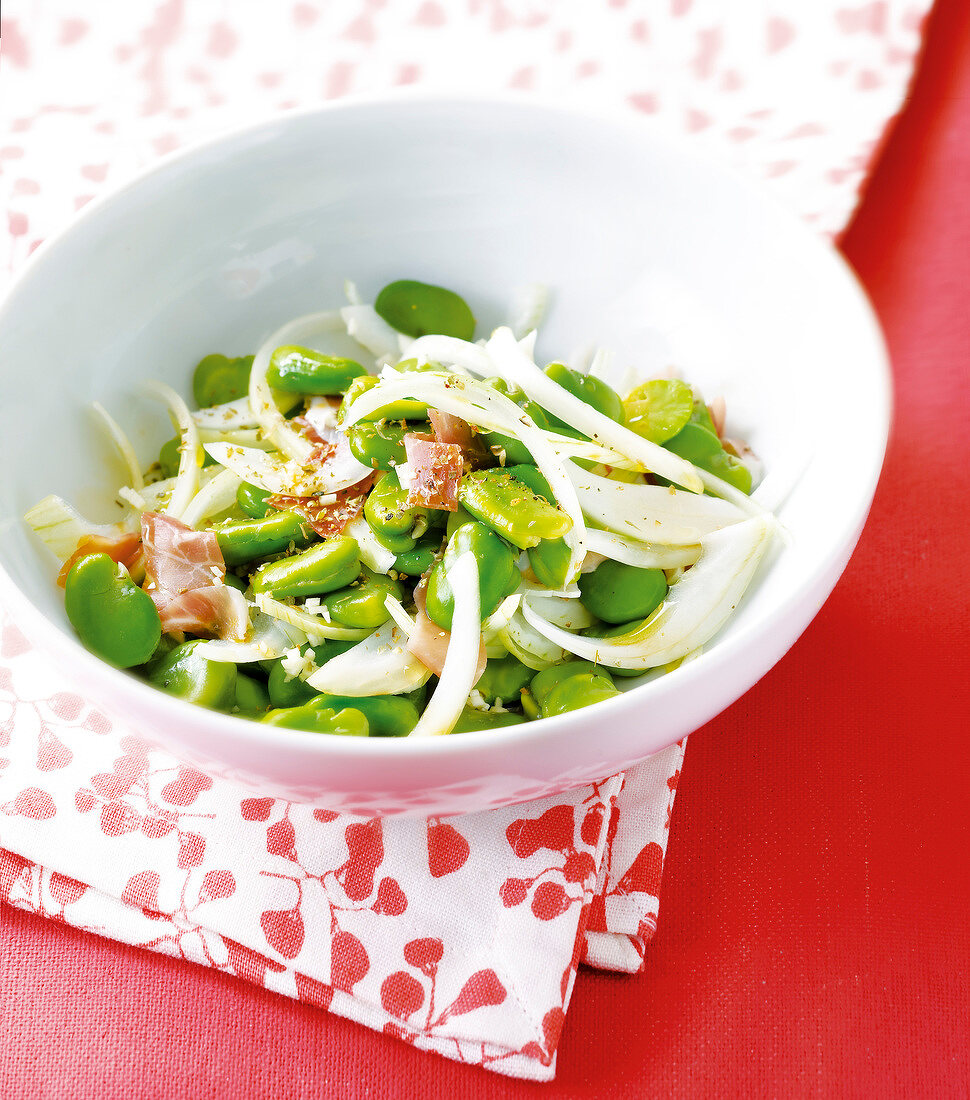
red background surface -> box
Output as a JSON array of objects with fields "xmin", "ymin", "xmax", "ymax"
[{"xmin": 2, "ymin": 1, "xmax": 969, "ymax": 1096}]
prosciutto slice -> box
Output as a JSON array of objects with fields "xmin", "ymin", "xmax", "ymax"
[
  {"xmin": 158, "ymin": 585, "xmax": 250, "ymax": 643},
  {"xmin": 268, "ymin": 473, "xmax": 374, "ymax": 539},
  {"xmin": 404, "ymin": 434, "xmax": 463, "ymax": 511},
  {"xmin": 141, "ymin": 512, "xmax": 246, "ymax": 641},
  {"xmin": 57, "ymin": 532, "xmax": 143, "ymax": 588},
  {"xmin": 142, "ymin": 513, "xmax": 225, "ymax": 599}
]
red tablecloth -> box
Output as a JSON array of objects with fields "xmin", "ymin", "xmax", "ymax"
[{"xmin": 3, "ymin": 1, "xmax": 969, "ymax": 1095}]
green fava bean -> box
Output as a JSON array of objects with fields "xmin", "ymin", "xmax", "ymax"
[
  {"xmin": 64, "ymin": 553, "xmax": 161, "ymax": 669},
  {"xmin": 459, "ymin": 469, "xmax": 571, "ymax": 550},
  {"xmin": 266, "ymin": 345, "xmax": 366, "ymax": 395},
  {"xmin": 425, "ymin": 520, "xmax": 519, "ymax": 631},
  {"xmin": 394, "ymin": 534, "xmax": 442, "ymax": 578},
  {"xmin": 475, "ymin": 656, "xmax": 534, "ymax": 705},
  {"xmin": 578, "ymin": 560, "xmax": 668, "ymax": 625},
  {"xmin": 251, "ymin": 536, "xmax": 360, "ymax": 599},
  {"xmin": 480, "ymin": 430, "xmax": 534, "ymax": 466},
  {"xmin": 375, "ymin": 279, "xmax": 475, "ymax": 340},
  {"xmin": 622, "ymin": 379, "xmax": 693, "ymax": 444},
  {"xmin": 159, "ymin": 435, "xmax": 217, "ymax": 480},
  {"xmin": 234, "ymin": 672, "xmax": 270, "ymax": 717},
  {"xmin": 364, "ymin": 470, "xmax": 429, "ymax": 552},
  {"xmin": 147, "ymin": 640, "xmax": 237, "ymax": 709},
  {"xmin": 236, "ymin": 481, "xmax": 274, "ymax": 519},
  {"xmin": 530, "ymin": 661, "xmax": 605, "ymax": 710},
  {"xmin": 313, "ymin": 693, "xmax": 420, "ymax": 738},
  {"xmin": 192, "ymin": 354, "xmax": 254, "ymax": 408},
  {"xmin": 318, "ymin": 567, "xmax": 404, "ymax": 629},
  {"xmin": 504, "ymin": 464, "xmax": 573, "ymax": 589},
  {"xmin": 346, "ymin": 421, "xmax": 411, "ymax": 471},
  {"xmin": 341, "ymin": 375, "xmax": 428, "ymax": 423},
  {"xmin": 545, "ymin": 361, "xmax": 625, "ymax": 424},
  {"xmin": 664, "ymin": 421, "xmax": 753, "ymax": 494},
  {"xmin": 261, "ymin": 704, "xmax": 369, "ymax": 737},
  {"xmin": 214, "ymin": 511, "xmax": 315, "ymax": 566},
  {"xmin": 451, "ymin": 706, "xmax": 527, "ymax": 733},
  {"xmin": 543, "ymin": 672, "xmax": 620, "ymax": 718},
  {"xmin": 266, "ymin": 639, "xmax": 358, "ymax": 708}
]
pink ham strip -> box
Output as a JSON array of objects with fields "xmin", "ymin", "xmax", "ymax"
[
  {"xmin": 404, "ymin": 435, "xmax": 463, "ymax": 511},
  {"xmin": 141, "ymin": 512, "xmax": 246, "ymax": 642},
  {"xmin": 407, "ymin": 584, "xmax": 486, "ymax": 683},
  {"xmin": 429, "ymin": 409, "xmax": 475, "ymax": 451},
  {"xmin": 158, "ymin": 585, "xmax": 250, "ymax": 643}
]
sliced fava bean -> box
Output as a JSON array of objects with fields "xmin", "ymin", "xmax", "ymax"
[
  {"xmin": 664, "ymin": 420, "xmax": 753, "ymax": 494},
  {"xmin": 237, "ymin": 481, "xmax": 275, "ymax": 519},
  {"xmin": 261, "ymin": 704, "xmax": 369, "ymax": 736},
  {"xmin": 313, "ymin": 693, "xmax": 420, "ymax": 738},
  {"xmin": 543, "ymin": 672, "xmax": 619, "ymax": 717},
  {"xmin": 266, "ymin": 345, "xmax": 366, "ymax": 395},
  {"xmin": 451, "ymin": 706, "xmax": 527, "ymax": 733},
  {"xmin": 475, "ymin": 655, "xmax": 534, "ymax": 705},
  {"xmin": 192, "ymin": 354, "xmax": 253, "ymax": 408},
  {"xmin": 147, "ymin": 639, "xmax": 237, "ymax": 709},
  {"xmin": 346, "ymin": 421, "xmax": 412, "ymax": 471},
  {"xmin": 251, "ymin": 536, "xmax": 360, "ymax": 599},
  {"xmin": 266, "ymin": 639, "xmax": 358, "ymax": 708},
  {"xmin": 214, "ymin": 511, "xmax": 315, "ymax": 566},
  {"xmin": 425, "ymin": 520, "xmax": 519, "ymax": 631},
  {"xmin": 393, "ymin": 534, "xmax": 442, "ymax": 578},
  {"xmin": 364, "ymin": 470, "xmax": 430, "ymax": 552},
  {"xmin": 159, "ymin": 435, "xmax": 217, "ymax": 480},
  {"xmin": 234, "ymin": 672, "xmax": 270, "ymax": 717},
  {"xmin": 374, "ymin": 279, "xmax": 475, "ymax": 341},
  {"xmin": 504, "ymin": 464, "xmax": 573, "ymax": 588},
  {"xmin": 545, "ymin": 361, "xmax": 625, "ymax": 424},
  {"xmin": 530, "ymin": 661, "xmax": 605, "ymax": 710},
  {"xmin": 64, "ymin": 553, "xmax": 161, "ymax": 668},
  {"xmin": 459, "ymin": 469, "xmax": 571, "ymax": 550},
  {"xmin": 578, "ymin": 560, "xmax": 668, "ymax": 625},
  {"xmin": 340, "ymin": 375, "xmax": 428, "ymax": 423},
  {"xmin": 318, "ymin": 567, "xmax": 404, "ymax": 630},
  {"xmin": 622, "ymin": 379, "xmax": 694, "ymax": 444}
]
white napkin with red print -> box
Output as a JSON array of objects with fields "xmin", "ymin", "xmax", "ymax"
[{"xmin": 0, "ymin": 0, "xmax": 930, "ymax": 1081}]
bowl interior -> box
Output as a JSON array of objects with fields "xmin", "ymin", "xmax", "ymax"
[{"xmin": 0, "ymin": 98, "xmax": 889, "ymax": 810}]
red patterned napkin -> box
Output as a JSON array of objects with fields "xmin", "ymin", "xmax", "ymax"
[
  {"xmin": 0, "ymin": 611, "xmax": 681, "ymax": 1078},
  {"xmin": 0, "ymin": 0, "xmax": 929, "ymax": 1080}
]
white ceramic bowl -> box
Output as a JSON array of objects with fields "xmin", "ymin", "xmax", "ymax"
[{"xmin": 0, "ymin": 96, "xmax": 890, "ymax": 816}]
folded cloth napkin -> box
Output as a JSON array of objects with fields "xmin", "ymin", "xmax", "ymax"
[{"xmin": 0, "ymin": 0, "xmax": 930, "ymax": 1080}]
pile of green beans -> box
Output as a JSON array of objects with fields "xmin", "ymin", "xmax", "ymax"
[{"xmin": 49, "ymin": 276, "xmax": 757, "ymax": 739}]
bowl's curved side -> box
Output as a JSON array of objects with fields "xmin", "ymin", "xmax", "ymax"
[{"xmin": 0, "ymin": 97, "xmax": 890, "ymax": 815}]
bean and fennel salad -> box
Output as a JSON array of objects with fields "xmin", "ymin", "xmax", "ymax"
[{"xmin": 25, "ymin": 280, "xmax": 775, "ymax": 738}]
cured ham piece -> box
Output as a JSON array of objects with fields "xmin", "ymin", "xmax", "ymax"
[
  {"xmin": 158, "ymin": 584, "xmax": 250, "ymax": 643},
  {"xmin": 57, "ymin": 532, "xmax": 143, "ymax": 588},
  {"xmin": 141, "ymin": 513, "xmax": 225, "ymax": 600},
  {"xmin": 404, "ymin": 434, "xmax": 463, "ymax": 511},
  {"xmin": 268, "ymin": 474, "xmax": 374, "ymax": 539},
  {"xmin": 141, "ymin": 512, "xmax": 246, "ymax": 641},
  {"xmin": 429, "ymin": 409, "xmax": 475, "ymax": 451}
]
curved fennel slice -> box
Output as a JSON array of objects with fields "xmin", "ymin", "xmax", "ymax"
[
  {"xmin": 566, "ymin": 462, "xmax": 745, "ymax": 546},
  {"xmin": 306, "ymin": 619, "xmax": 430, "ymax": 696},
  {"xmin": 408, "ymin": 551, "xmax": 482, "ymax": 737},
  {"xmin": 522, "ymin": 515, "xmax": 775, "ymax": 670},
  {"xmin": 144, "ymin": 381, "xmax": 202, "ymax": 521}
]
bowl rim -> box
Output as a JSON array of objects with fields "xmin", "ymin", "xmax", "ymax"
[{"xmin": 0, "ymin": 91, "xmax": 892, "ymax": 763}]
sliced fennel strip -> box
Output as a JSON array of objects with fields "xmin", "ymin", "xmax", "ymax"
[
  {"xmin": 254, "ymin": 593, "xmax": 371, "ymax": 642},
  {"xmin": 144, "ymin": 381, "xmax": 201, "ymax": 520},
  {"xmin": 91, "ymin": 402, "xmax": 144, "ymax": 492},
  {"xmin": 521, "ymin": 515, "xmax": 774, "ymax": 670},
  {"xmin": 408, "ymin": 551, "xmax": 481, "ymax": 737}
]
